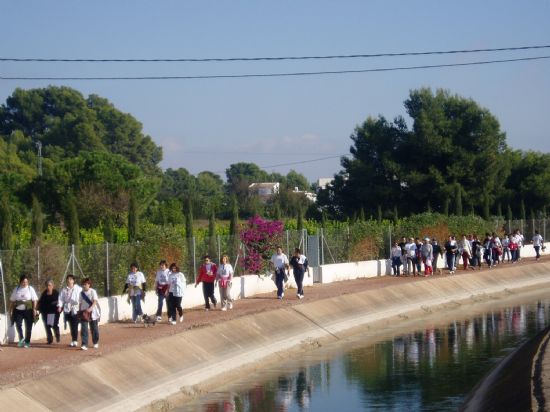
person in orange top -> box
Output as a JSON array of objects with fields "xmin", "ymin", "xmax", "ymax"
[{"xmin": 195, "ymin": 255, "xmax": 218, "ymax": 311}]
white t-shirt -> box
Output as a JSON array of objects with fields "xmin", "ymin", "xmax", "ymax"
[
  {"xmin": 405, "ymin": 242, "xmax": 416, "ymax": 258},
  {"xmin": 391, "ymin": 246, "xmax": 402, "ymax": 258},
  {"xmin": 155, "ymin": 268, "xmax": 170, "ymax": 286},
  {"xmin": 168, "ymin": 271, "xmax": 186, "ymax": 297},
  {"xmin": 217, "ymin": 263, "xmax": 234, "ymax": 280},
  {"xmin": 58, "ymin": 284, "xmax": 83, "ymax": 314},
  {"xmin": 10, "ymin": 285, "xmax": 38, "ymax": 310},
  {"xmin": 271, "ymin": 253, "xmax": 289, "ymax": 269},
  {"xmin": 126, "ymin": 271, "xmax": 146, "ymax": 296},
  {"xmin": 79, "ymin": 288, "xmax": 101, "ymax": 321},
  {"xmin": 533, "ymin": 234, "xmax": 544, "ymax": 247}
]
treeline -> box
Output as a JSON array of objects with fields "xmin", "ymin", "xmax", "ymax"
[
  {"xmin": 318, "ymin": 88, "xmax": 550, "ymax": 221},
  {"xmin": 0, "ymin": 86, "xmax": 313, "ymax": 249}
]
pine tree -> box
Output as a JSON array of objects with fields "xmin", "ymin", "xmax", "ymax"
[
  {"xmin": 31, "ymin": 195, "xmax": 43, "ymax": 246},
  {"xmin": 185, "ymin": 197, "xmax": 194, "ymax": 239},
  {"xmin": 0, "ymin": 194, "xmax": 13, "ymax": 251},
  {"xmin": 127, "ymin": 192, "xmax": 138, "ymax": 243},
  {"xmin": 67, "ymin": 196, "xmax": 80, "ymax": 247}
]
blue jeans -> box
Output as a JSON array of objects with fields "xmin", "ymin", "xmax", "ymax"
[
  {"xmin": 446, "ymin": 254, "xmax": 455, "ymax": 270},
  {"xmin": 156, "ymin": 290, "xmax": 167, "ymax": 317},
  {"xmin": 131, "ymin": 294, "xmax": 143, "ymax": 321},
  {"xmin": 275, "ymin": 269, "xmax": 285, "ymax": 297},
  {"xmin": 391, "ymin": 257, "xmax": 402, "ymax": 275},
  {"xmin": 81, "ymin": 319, "xmax": 99, "ymax": 346}
]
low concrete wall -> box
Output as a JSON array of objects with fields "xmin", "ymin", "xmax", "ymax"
[
  {"xmin": 1, "ymin": 271, "xmax": 314, "ymax": 344},
  {"xmin": 1, "ymin": 261, "xmax": 550, "ymax": 411}
]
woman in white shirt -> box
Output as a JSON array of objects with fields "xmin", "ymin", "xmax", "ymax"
[
  {"xmin": 57, "ymin": 274, "xmax": 82, "ymax": 347},
  {"xmin": 167, "ymin": 263, "xmax": 186, "ymax": 325},
  {"xmin": 124, "ymin": 262, "xmax": 146, "ymax": 323},
  {"xmin": 216, "ymin": 255, "xmax": 234, "ymax": 310},
  {"xmin": 79, "ymin": 277, "xmax": 100, "ymax": 350},
  {"xmin": 9, "ymin": 274, "xmax": 38, "ymax": 348}
]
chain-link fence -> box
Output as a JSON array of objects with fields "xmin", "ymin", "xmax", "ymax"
[{"xmin": 1, "ymin": 219, "xmax": 549, "ymax": 314}]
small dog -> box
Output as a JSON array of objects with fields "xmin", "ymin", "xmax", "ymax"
[{"xmin": 141, "ymin": 314, "xmax": 157, "ymax": 327}]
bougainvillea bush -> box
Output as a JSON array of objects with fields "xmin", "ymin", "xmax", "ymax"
[{"xmin": 240, "ymin": 215, "xmax": 283, "ymax": 274}]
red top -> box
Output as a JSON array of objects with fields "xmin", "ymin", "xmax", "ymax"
[{"xmin": 196, "ymin": 263, "xmax": 217, "ymax": 284}]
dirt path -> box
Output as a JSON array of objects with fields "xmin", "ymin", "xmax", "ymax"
[{"xmin": 0, "ymin": 256, "xmax": 546, "ymax": 387}]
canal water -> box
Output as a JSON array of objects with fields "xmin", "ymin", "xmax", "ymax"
[{"xmin": 178, "ymin": 293, "xmax": 550, "ymax": 411}]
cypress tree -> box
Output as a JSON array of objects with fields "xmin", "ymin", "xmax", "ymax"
[
  {"xmin": 185, "ymin": 197, "xmax": 194, "ymax": 238},
  {"xmin": 454, "ymin": 184, "xmax": 463, "ymax": 216},
  {"xmin": 426, "ymin": 201, "xmax": 432, "ymax": 213},
  {"xmin": 229, "ymin": 195, "xmax": 239, "ymax": 236},
  {"xmin": 393, "ymin": 205, "xmax": 399, "ymax": 221},
  {"xmin": 443, "ymin": 197, "xmax": 450, "ymax": 216},
  {"xmin": 208, "ymin": 210, "xmax": 217, "ymax": 258},
  {"xmin": 359, "ymin": 208, "xmax": 366, "ymax": 222},
  {"xmin": 31, "ymin": 195, "xmax": 43, "ymax": 246},
  {"xmin": 529, "ymin": 208, "xmax": 535, "ymax": 220},
  {"xmin": 482, "ymin": 194, "xmax": 490, "ymax": 220},
  {"xmin": 377, "ymin": 204, "xmax": 382, "ymax": 223},
  {"xmin": 506, "ymin": 204, "xmax": 513, "ymax": 221},
  {"xmin": 297, "ymin": 206, "xmax": 304, "ymax": 232},
  {"xmin": 496, "ymin": 203, "xmax": 503, "ymax": 218},
  {"xmin": 520, "ymin": 199, "xmax": 526, "ymax": 221},
  {"xmin": 127, "ymin": 192, "xmax": 138, "ymax": 243},
  {"xmin": 543, "ymin": 205, "xmax": 547, "ymax": 218},
  {"xmin": 321, "ymin": 210, "xmax": 328, "ymax": 228},
  {"xmin": 273, "ymin": 201, "xmax": 281, "ymax": 220},
  {"xmin": 0, "ymin": 194, "xmax": 13, "ymax": 251},
  {"xmin": 103, "ymin": 215, "xmax": 114, "ymax": 243},
  {"xmin": 67, "ymin": 196, "xmax": 80, "ymax": 247}
]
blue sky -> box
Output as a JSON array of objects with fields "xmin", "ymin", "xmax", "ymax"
[{"xmin": 1, "ymin": 1, "xmax": 549, "ymax": 182}]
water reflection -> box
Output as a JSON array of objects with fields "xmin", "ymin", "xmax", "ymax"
[{"xmin": 183, "ymin": 301, "xmax": 550, "ymax": 412}]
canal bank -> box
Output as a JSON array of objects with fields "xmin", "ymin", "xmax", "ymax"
[{"xmin": 2, "ymin": 261, "xmax": 550, "ymax": 411}]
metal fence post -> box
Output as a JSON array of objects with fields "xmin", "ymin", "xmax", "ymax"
[
  {"xmin": 217, "ymin": 235, "xmax": 221, "ymax": 263},
  {"xmin": 388, "ymin": 225, "xmax": 392, "ymax": 259},
  {"xmin": 320, "ymin": 228, "xmax": 324, "ymax": 265},
  {"xmin": 286, "ymin": 230, "xmax": 290, "ymax": 257},
  {"xmin": 105, "ymin": 242, "xmax": 110, "ymax": 297},
  {"xmin": 37, "ymin": 245, "xmax": 40, "ymax": 287}
]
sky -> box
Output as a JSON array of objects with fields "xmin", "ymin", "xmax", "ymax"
[{"xmin": 1, "ymin": 1, "xmax": 549, "ymax": 182}]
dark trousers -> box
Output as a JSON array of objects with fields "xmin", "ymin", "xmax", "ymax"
[
  {"xmin": 535, "ymin": 246, "xmax": 541, "ymax": 259},
  {"xmin": 167, "ymin": 293, "xmax": 183, "ymax": 320},
  {"xmin": 391, "ymin": 257, "xmax": 402, "ymax": 276},
  {"xmin": 41, "ymin": 312, "xmax": 60, "ymax": 344},
  {"xmin": 294, "ymin": 270, "xmax": 305, "ymax": 295},
  {"xmin": 202, "ymin": 282, "xmax": 217, "ymax": 309},
  {"xmin": 65, "ymin": 312, "xmax": 79, "ymax": 342},
  {"xmin": 81, "ymin": 319, "xmax": 99, "ymax": 346},
  {"xmin": 131, "ymin": 294, "xmax": 143, "ymax": 321},
  {"xmin": 275, "ymin": 270, "xmax": 285, "ymax": 297},
  {"xmin": 14, "ymin": 309, "xmax": 33, "ymax": 344},
  {"xmin": 156, "ymin": 290, "xmax": 167, "ymax": 317}
]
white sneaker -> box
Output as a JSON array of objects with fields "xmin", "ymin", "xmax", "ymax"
[
  {"xmin": 93, "ymin": 344, "xmax": 99, "ymax": 349},
  {"xmin": 221, "ymin": 307, "xmax": 227, "ymax": 311},
  {"xmin": 170, "ymin": 320, "xmax": 176, "ymax": 325},
  {"xmin": 69, "ymin": 341, "xmax": 76, "ymax": 347},
  {"xmin": 156, "ymin": 316, "xmax": 162, "ymax": 321},
  {"xmin": 228, "ymin": 302, "xmax": 233, "ymax": 310},
  {"xmin": 81, "ymin": 345, "xmax": 88, "ymax": 351},
  {"xmin": 179, "ymin": 315, "xmax": 184, "ymax": 323}
]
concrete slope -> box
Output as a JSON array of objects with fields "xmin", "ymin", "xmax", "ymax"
[{"xmin": 2, "ymin": 262, "xmax": 550, "ymax": 412}]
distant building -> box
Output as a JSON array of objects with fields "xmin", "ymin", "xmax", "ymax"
[
  {"xmin": 292, "ymin": 187, "xmax": 317, "ymax": 203},
  {"xmin": 248, "ymin": 182, "xmax": 280, "ymax": 202},
  {"xmin": 317, "ymin": 178, "xmax": 334, "ymax": 191}
]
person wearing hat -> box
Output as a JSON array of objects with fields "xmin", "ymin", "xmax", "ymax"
[{"xmin": 421, "ymin": 238, "xmax": 433, "ymax": 276}]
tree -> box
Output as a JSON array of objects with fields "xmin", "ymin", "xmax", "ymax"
[
  {"xmin": 184, "ymin": 197, "xmax": 194, "ymax": 238},
  {"xmin": 506, "ymin": 204, "xmax": 513, "ymax": 221},
  {"xmin": 454, "ymin": 183, "xmax": 463, "ymax": 217},
  {"xmin": 297, "ymin": 207, "xmax": 304, "ymax": 232},
  {"xmin": 103, "ymin": 215, "xmax": 114, "ymax": 243},
  {"xmin": 128, "ymin": 192, "xmax": 138, "ymax": 242},
  {"xmin": 0, "ymin": 194, "xmax": 13, "ymax": 250},
  {"xmin": 208, "ymin": 211, "xmax": 217, "ymax": 258},
  {"xmin": 520, "ymin": 198, "xmax": 526, "ymax": 220},
  {"xmin": 285, "ymin": 170, "xmax": 309, "ymax": 191},
  {"xmin": 31, "ymin": 195, "xmax": 43, "ymax": 246}
]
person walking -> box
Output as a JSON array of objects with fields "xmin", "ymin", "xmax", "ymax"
[
  {"xmin": 57, "ymin": 274, "xmax": 81, "ymax": 347},
  {"xmin": 9, "ymin": 274, "xmax": 38, "ymax": 348},
  {"xmin": 124, "ymin": 263, "xmax": 146, "ymax": 323},
  {"xmin": 404, "ymin": 237, "xmax": 417, "ymax": 276},
  {"xmin": 216, "ymin": 255, "xmax": 234, "ymax": 310},
  {"xmin": 432, "ymin": 238, "xmax": 442, "ymax": 274},
  {"xmin": 420, "ymin": 238, "xmax": 433, "ymax": 276},
  {"xmin": 37, "ymin": 279, "xmax": 61, "ymax": 344},
  {"xmin": 533, "ymin": 230, "xmax": 544, "ymax": 261},
  {"xmin": 154, "ymin": 260, "xmax": 170, "ymax": 321},
  {"xmin": 195, "ymin": 255, "xmax": 217, "ymax": 310},
  {"xmin": 391, "ymin": 242, "xmax": 403, "ymax": 276},
  {"xmin": 270, "ymin": 246, "xmax": 289, "ymax": 299},
  {"xmin": 445, "ymin": 236, "xmax": 458, "ymax": 274},
  {"xmin": 167, "ymin": 263, "xmax": 186, "ymax": 324},
  {"xmin": 458, "ymin": 234, "xmax": 473, "ymax": 270},
  {"xmin": 289, "ymin": 248, "xmax": 309, "ymax": 298},
  {"xmin": 78, "ymin": 278, "xmax": 100, "ymax": 351}
]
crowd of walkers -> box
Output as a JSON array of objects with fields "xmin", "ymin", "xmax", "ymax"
[{"xmin": 390, "ymin": 229, "xmax": 545, "ymax": 277}]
